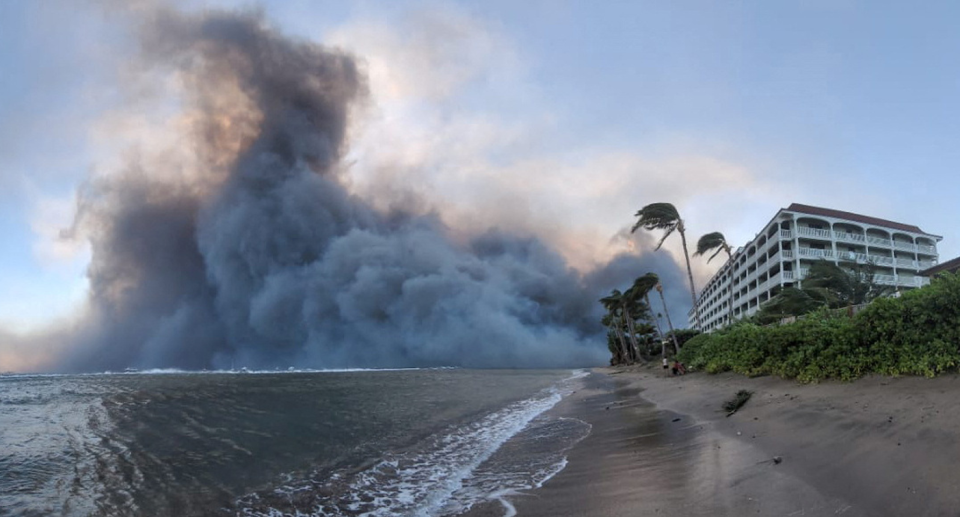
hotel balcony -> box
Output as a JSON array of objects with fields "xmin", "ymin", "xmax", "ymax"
[
  {"xmin": 796, "ymin": 248, "xmax": 928, "ymax": 271},
  {"xmin": 796, "ymin": 227, "xmax": 832, "ymax": 239},
  {"xmin": 833, "ymin": 231, "xmax": 867, "ymax": 244},
  {"xmin": 797, "ymin": 247, "xmax": 834, "ymax": 259}
]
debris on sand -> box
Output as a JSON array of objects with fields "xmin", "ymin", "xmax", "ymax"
[{"xmin": 723, "ymin": 390, "xmax": 753, "ymax": 417}]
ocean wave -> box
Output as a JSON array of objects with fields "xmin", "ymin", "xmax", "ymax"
[
  {"xmin": 235, "ymin": 372, "xmax": 591, "ymax": 517},
  {"xmin": 0, "ymin": 367, "xmax": 452, "ymax": 378}
]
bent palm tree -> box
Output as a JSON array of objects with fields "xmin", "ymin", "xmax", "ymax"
[
  {"xmin": 632, "ymin": 272, "xmax": 674, "ymax": 356},
  {"xmin": 632, "ymin": 203, "xmax": 701, "ymax": 328},
  {"xmin": 600, "ymin": 290, "xmax": 632, "ymax": 364},
  {"xmin": 601, "ymin": 314, "xmax": 627, "ymax": 364},
  {"xmin": 619, "ymin": 287, "xmax": 644, "ymax": 363},
  {"xmin": 653, "ymin": 279, "xmax": 681, "ymax": 355},
  {"xmin": 695, "ymin": 231, "xmax": 736, "ymax": 326}
]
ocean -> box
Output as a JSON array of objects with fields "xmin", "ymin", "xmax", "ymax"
[{"xmin": 0, "ymin": 368, "xmax": 591, "ymax": 516}]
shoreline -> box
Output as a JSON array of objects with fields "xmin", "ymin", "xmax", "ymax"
[{"xmin": 468, "ymin": 366, "xmax": 960, "ymax": 516}]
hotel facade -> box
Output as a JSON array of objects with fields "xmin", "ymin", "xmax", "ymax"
[{"xmin": 690, "ymin": 204, "xmax": 942, "ymax": 332}]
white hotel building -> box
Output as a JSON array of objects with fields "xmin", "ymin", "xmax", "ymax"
[{"xmin": 690, "ymin": 203, "xmax": 942, "ymax": 332}]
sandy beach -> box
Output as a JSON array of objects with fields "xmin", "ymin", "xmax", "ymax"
[{"xmin": 467, "ymin": 367, "xmax": 960, "ymax": 516}]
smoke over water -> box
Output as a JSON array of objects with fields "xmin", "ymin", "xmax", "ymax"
[{"xmin": 28, "ymin": 8, "xmax": 688, "ymax": 372}]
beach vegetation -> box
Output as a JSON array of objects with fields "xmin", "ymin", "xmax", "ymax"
[{"xmin": 678, "ymin": 272, "xmax": 960, "ymax": 382}]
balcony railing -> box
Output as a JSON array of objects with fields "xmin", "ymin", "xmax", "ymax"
[
  {"xmin": 893, "ymin": 241, "xmax": 916, "ymax": 251},
  {"xmin": 918, "ymin": 261, "xmax": 936, "ymax": 269},
  {"xmin": 797, "ymin": 227, "xmax": 832, "ymax": 239},
  {"xmin": 834, "ymin": 231, "xmax": 866, "ymax": 243},
  {"xmin": 798, "ymin": 247, "xmax": 834, "ymax": 258},
  {"xmin": 875, "ymin": 274, "xmax": 897, "ymax": 285},
  {"xmin": 835, "ymin": 250, "xmax": 866, "ymax": 262},
  {"xmin": 783, "ymin": 270, "xmax": 794, "ymax": 280},
  {"xmin": 868, "ymin": 255, "xmax": 895, "ymax": 266},
  {"xmin": 895, "ymin": 257, "xmax": 916, "ymax": 268},
  {"xmin": 781, "ymin": 249, "xmax": 795, "ymax": 259},
  {"xmin": 867, "ymin": 236, "xmax": 893, "ymax": 247},
  {"xmin": 873, "ymin": 275, "xmax": 930, "ymax": 287},
  {"xmin": 780, "ymin": 230, "xmax": 792, "ymax": 239},
  {"xmin": 918, "ymin": 244, "xmax": 936, "ymax": 255}
]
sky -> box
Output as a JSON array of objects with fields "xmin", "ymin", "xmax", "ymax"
[{"xmin": 0, "ymin": 0, "xmax": 957, "ymax": 368}]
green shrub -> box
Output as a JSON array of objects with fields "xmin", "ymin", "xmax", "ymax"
[{"xmin": 679, "ymin": 272, "xmax": 960, "ymax": 383}]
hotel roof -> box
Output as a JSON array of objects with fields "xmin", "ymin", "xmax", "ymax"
[
  {"xmin": 785, "ymin": 203, "xmax": 941, "ymax": 238},
  {"xmin": 920, "ymin": 256, "xmax": 960, "ymax": 277}
]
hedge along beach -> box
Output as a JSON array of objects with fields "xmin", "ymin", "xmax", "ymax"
[{"xmin": 461, "ymin": 365, "xmax": 960, "ymax": 517}]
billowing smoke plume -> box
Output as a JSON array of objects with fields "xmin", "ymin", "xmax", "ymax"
[{"xmin": 43, "ymin": 8, "xmax": 690, "ymax": 372}]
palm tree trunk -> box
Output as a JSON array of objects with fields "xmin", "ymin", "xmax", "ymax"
[
  {"xmin": 614, "ymin": 329, "xmax": 627, "ymax": 364},
  {"xmin": 622, "ymin": 304, "xmax": 642, "ymax": 363},
  {"xmin": 608, "ymin": 321, "xmax": 627, "ymax": 364},
  {"xmin": 658, "ymin": 286, "xmax": 681, "ymax": 355},
  {"xmin": 678, "ymin": 223, "xmax": 701, "ymax": 329},
  {"xmin": 615, "ymin": 314, "xmax": 631, "ymax": 364},
  {"xmin": 646, "ymin": 293, "xmax": 666, "ymax": 356}
]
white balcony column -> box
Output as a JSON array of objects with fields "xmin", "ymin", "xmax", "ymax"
[
  {"xmin": 778, "ymin": 238, "xmax": 785, "ymax": 289},
  {"xmin": 829, "ymin": 223, "xmax": 839, "ymax": 266},
  {"xmin": 793, "ymin": 220, "xmax": 802, "ymax": 287}
]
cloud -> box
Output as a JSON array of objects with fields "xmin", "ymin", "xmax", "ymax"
[
  {"xmin": 327, "ymin": 5, "xmax": 778, "ymax": 288},
  {"xmin": 0, "ymin": 3, "xmax": 780, "ymax": 371}
]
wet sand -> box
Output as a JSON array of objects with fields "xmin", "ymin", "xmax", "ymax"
[{"xmin": 465, "ymin": 366, "xmax": 960, "ymax": 516}]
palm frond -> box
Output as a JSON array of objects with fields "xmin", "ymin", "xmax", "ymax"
[
  {"xmin": 631, "ymin": 273, "xmax": 660, "ymax": 297},
  {"xmin": 631, "ymin": 202, "xmax": 681, "ymax": 233},
  {"xmin": 708, "ymin": 247, "xmax": 725, "ymax": 263},
  {"xmin": 654, "ymin": 226, "xmax": 677, "ymax": 250},
  {"xmin": 695, "ymin": 232, "xmax": 727, "ymax": 256}
]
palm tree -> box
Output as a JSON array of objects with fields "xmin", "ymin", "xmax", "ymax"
[
  {"xmin": 600, "ymin": 290, "xmax": 632, "ymax": 364},
  {"xmin": 802, "ymin": 259, "xmax": 893, "ymax": 307},
  {"xmin": 631, "ymin": 272, "xmax": 671, "ymax": 357},
  {"xmin": 695, "ymin": 231, "xmax": 736, "ymax": 326},
  {"xmin": 601, "ymin": 314, "xmax": 628, "ymax": 364},
  {"xmin": 755, "ymin": 259, "xmax": 894, "ymax": 324},
  {"xmin": 632, "ymin": 203, "xmax": 701, "ymax": 328},
  {"xmin": 643, "ymin": 275, "xmax": 680, "ymax": 355},
  {"xmin": 651, "ymin": 310, "xmax": 666, "ymax": 358},
  {"xmin": 619, "ymin": 287, "xmax": 645, "ymax": 363}
]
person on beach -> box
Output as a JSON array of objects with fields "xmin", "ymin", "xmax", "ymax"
[
  {"xmin": 662, "ymin": 357, "xmax": 669, "ymax": 371},
  {"xmin": 672, "ymin": 360, "xmax": 686, "ymax": 376}
]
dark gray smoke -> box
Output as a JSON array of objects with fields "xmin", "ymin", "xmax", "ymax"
[{"xmin": 48, "ymin": 8, "xmax": 691, "ymax": 372}]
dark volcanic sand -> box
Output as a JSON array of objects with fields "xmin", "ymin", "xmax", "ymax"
[{"xmin": 463, "ymin": 370, "xmax": 862, "ymax": 516}]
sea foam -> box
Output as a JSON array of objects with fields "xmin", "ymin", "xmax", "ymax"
[{"xmin": 236, "ymin": 370, "xmax": 591, "ymax": 517}]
